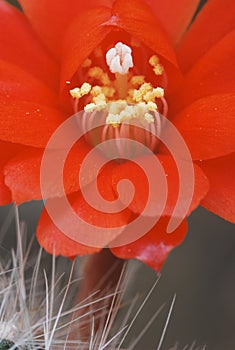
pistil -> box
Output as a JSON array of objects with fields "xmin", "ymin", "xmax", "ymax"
[{"xmin": 106, "ymin": 42, "xmax": 133, "ymax": 99}]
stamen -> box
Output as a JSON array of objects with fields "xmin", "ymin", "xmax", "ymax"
[
  {"xmin": 101, "ymin": 103, "xmax": 162, "ymax": 157},
  {"xmin": 71, "ymin": 42, "xmax": 168, "ymax": 156},
  {"xmin": 144, "ymin": 113, "xmax": 154, "ymax": 123},
  {"xmin": 105, "ymin": 103, "xmax": 158, "ymax": 128},
  {"xmin": 70, "ymin": 83, "xmax": 91, "ymax": 99},
  {"xmin": 130, "ymin": 75, "xmax": 145, "ymax": 87},
  {"xmin": 149, "ymin": 55, "xmax": 164, "ymax": 76},
  {"xmin": 88, "ymin": 67, "xmax": 110, "ymax": 85},
  {"xmin": 132, "ymin": 83, "xmax": 164, "ymax": 105}
]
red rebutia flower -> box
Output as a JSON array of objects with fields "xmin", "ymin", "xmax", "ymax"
[{"xmin": 0, "ymin": 0, "xmax": 234, "ymax": 271}]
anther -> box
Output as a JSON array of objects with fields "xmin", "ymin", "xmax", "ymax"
[{"xmin": 149, "ymin": 55, "xmax": 164, "ymax": 76}]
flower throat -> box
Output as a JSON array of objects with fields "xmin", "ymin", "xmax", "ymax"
[{"xmin": 70, "ymin": 42, "xmax": 168, "ymax": 157}]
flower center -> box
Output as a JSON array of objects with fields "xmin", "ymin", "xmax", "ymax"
[{"xmin": 70, "ymin": 42, "xmax": 168, "ymax": 158}]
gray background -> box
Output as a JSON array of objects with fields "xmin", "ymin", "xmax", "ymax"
[{"xmin": 1, "ymin": 203, "xmax": 234, "ymax": 350}]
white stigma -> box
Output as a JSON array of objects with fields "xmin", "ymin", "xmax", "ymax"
[{"xmin": 106, "ymin": 42, "xmax": 134, "ymax": 75}]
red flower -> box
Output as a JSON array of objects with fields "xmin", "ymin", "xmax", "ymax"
[{"xmin": 0, "ymin": 0, "xmax": 234, "ymax": 271}]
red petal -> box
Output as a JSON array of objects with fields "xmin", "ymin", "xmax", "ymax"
[
  {"xmin": 0, "ymin": 152, "xmax": 12, "ymax": 204},
  {"xmin": 200, "ymin": 153, "xmax": 235, "ymax": 223},
  {"xmin": 177, "ymin": 0, "xmax": 235, "ymax": 72},
  {"xmin": 144, "ymin": 0, "xmax": 200, "ymax": 45},
  {"xmin": 0, "ymin": 140, "xmax": 26, "ymax": 205},
  {"xmin": 37, "ymin": 206, "xmax": 100, "ymax": 257},
  {"xmin": 61, "ymin": 0, "xmax": 179, "ymax": 88},
  {"xmin": 111, "ymin": 217, "xmax": 188, "ymax": 271},
  {"xmin": 0, "ymin": 59, "xmax": 58, "ymax": 107},
  {"xmin": 0, "ymin": 99, "xmax": 65, "ymax": 147},
  {"xmin": 171, "ymin": 31, "xmax": 235, "ymax": 111},
  {"xmin": 60, "ymin": 7, "xmax": 112, "ymax": 87},
  {"xmin": 112, "ymin": 154, "xmax": 209, "ymax": 218},
  {"xmin": 0, "ymin": 166, "xmax": 11, "ymax": 205},
  {"xmin": 18, "ymin": 0, "xmax": 113, "ymax": 58},
  {"xmin": 4, "ymin": 148, "xmax": 43, "ymax": 203},
  {"xmin": 0, "ymin": 0, "xmax": 58, "ymax": 89},
  {"xmin": 37, "ymin": 168, "xmax": 133, "ymax": 256},
  {"xmin": 112, "ymin": 0, "xmax": 178, "ymax": 67},
  {"xmin": 4, "ymin": 139, "xmax": 107, "ymax": 203},
  {"xmin": 173, "ymin": 94, "xmax": 235, "ymax": 160}
]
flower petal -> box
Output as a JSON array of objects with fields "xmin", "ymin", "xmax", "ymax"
[
  {"xmin": 144, "ymin": 0, "xmax": 200, "ymax": 45},
  {"xmin": 171, "ymin": 31, "xmax": 235, "ymax": 111},
  {"xmin": 112, "ymin": 154, "xmax": 209, "ymax": 218},
  {"xmin": 0, "ymin": 99, "xmax": 65, "ymax": 147},
  {"xmin": 173, "ymin": 94, "xmax": 235, "ymax": 160},
  {"xmin": 18, "ymin": 0, "xmax": 113, "ymax": 58},
  {"xmin": 60, "ymin": 6, "xmax": 112, "ymax": 87},
  {"xmin": 4, "ymin": 140, "xmax": 107, "ymax": 203},
  {"xmin": 177, "ymin": 0, "xmax": 235, "ymax": 72},
  {"xmin": 37, "ymin": 205, "xmax": 101, "ymax": 257},
  {"xmin": 200, "ymin": 153, "xmax": 235, "ymax": 223},
  {"xmin": 112, "ymin": 0, "xmax": 178, "ymax": 67},
  {"xmin": 61, "ymin": 0, "xmax": 179, "ymax": 88},
  {"xmin": 4, "ymin": 148, "xmax": 43, "ymax": 203},
  {"xmin": 0, "ymin": 165, "xmax": 12, "ymax": 205},
  {"xmin": 0, "ymin": 59, "xmax": 58, "ymax": 107},
  {"xmin": 0, "ymin": 0, "xmax": 59, "ymax": 88},
  {"xmin": 111, "ymin": 217, "xmax": 188, "ymax": 271},
  {"xmin": 0, "ymin": 140, "xmax": 25, "ymax": 205},
  {"xmin": 37, "ymin": 169, "xmax": 133, "ymax": 256}
]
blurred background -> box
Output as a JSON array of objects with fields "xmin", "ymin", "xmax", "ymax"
[
  {"xmin": 1, "ymin": 203, "xmax": 235, "ymax": 350},
  {"xmin": 1, "ymin": 0, "xmax": 235, "ymax": 349}
]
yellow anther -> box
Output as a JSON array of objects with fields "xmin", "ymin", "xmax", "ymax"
[
  {"xmin": 93, "ymin": 93, "xmax": 106, "ymax": 104},
  {"xmin": 139, "ymin": 83, "xmax": 153, "ymax": 95},
  {"xmin": 149, "ymin": 55, "xmax": 164, "ymax": 76},
  {"xmin": 133, "ymin": 89, "xmax": 143, "ymax": 103},
  {"xmin": 91, "ymin": 85, "xmax": 103, "ymax": 96},
  {"xmin": 70, "ymin": 83, "xmax": 91, "ymax": 99},
  {"xmin": 88, "ymin": 67, "xmax": 110, "ymax": 85},
  {"xmin": 153, "ymin": 65, "xmax": 164, "ymax": 75},
  {"xmin": 106, "ymin": 113, "xmax": 122, "ymax": 126},
  {"xmin": 81, "ymin": 58, "xmax": 92, "ymax": 68},
  {"xmin": 147, "ymin": 101, "xmax": 158, "ymax": 111},
  {"xmin": 153, "ymin": 87, "xmax": 164, "ymax": 98},
  {"xmin": 143, "ymin": 91, "xmax": 156, "ymax": 102},
  {"xmin": 95, "ymin": 101, "xmax": 107, "ymax": 111},
  {"xmin": 144, "ymin": 87, "xmax": 164, "ymax": 103},
  {"xmin": 144, "ymin": 113, "xmax": 154, "ymax": 123},
  {"xmin": 106, "ymin": 103, "xmax": 156, "ymax": 127},
  {"xmin": 70, "ymin": 87, "xmax": 81, "ymax": 99},
  {"xmin": 102, "ymin": 86, "xmax": 115, "ymax": 98},
  {"xmin": 149, "ymin": 55, "xmax": 160, "ymax": 67},
  {"xmin": 109, "ymin": 100, "xmax": 127, "ymax": 114},
  {"xmin": 84, "ymin": 103, "xmax": 96, "ymax": 113},
  {"xmin": 84, "ymin": 99, "xmax": 106, "ymax": 113},
  {"xmin": 80, "ymin": 82, "xmax": 92, "ymax": 95},
  {"xmin": 101, "ymin": 74, "xmax": 111, "ymax": 86},
  {"xmin": 122, "ymin": 105, "xmax": 136, "ymax": 119},
  {"xmin": 88, "ymin": 67, "xmax": 102, "ymax": 78},
  {"xmin": 130, "ymin": 75, "xmax": 145, "ymax": 87}
]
